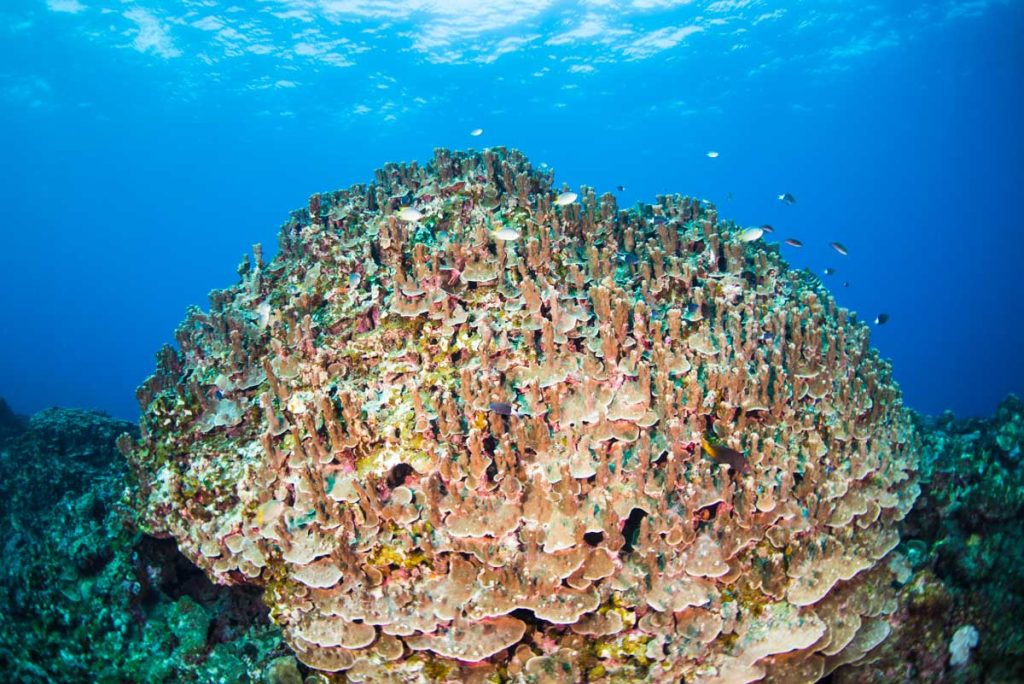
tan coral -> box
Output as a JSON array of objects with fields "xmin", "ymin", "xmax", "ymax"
[
  {"xmin": 126, "ymin": 148, "xmax": 920, "ymax": 683},
  {"xmin": 405, "ymin": 616, "xmax": 527, "ymax": 662}
]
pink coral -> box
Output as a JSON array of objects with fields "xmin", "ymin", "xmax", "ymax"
[{"xmin": 123, "ymin": 148, "xmax": 919, "ymax": 682}]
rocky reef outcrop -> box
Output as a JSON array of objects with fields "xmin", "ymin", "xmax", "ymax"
[
  {"xmin": 835, "ymin": 394, "xmax": 1024, "ymax": 683},
  {"xmin": 0, "ymin": 407, "xmax": 287, "ymax": 683}
]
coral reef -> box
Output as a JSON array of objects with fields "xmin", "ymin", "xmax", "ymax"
[
  {"xmin": 0, "ymin": 405, "xmax": 288, "ymax": 682},
  {"xmin": 836, "ymin": 394, "xmax": 1024, "ymax": 683},
  {"xmin": 0, "ymin": 406, "xmax": 128, "ymax": 531},
  {"xmin": 123, "ymin": 147, "xmax": 920, "ymax": 683}
]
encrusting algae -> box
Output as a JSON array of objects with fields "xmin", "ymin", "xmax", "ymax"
[{"xmin": 122, "ymin": 147, "xmax": 920, "ymax": 683}]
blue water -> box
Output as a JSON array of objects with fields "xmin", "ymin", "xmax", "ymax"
[{"xmin": 1, "ymin": 0, "xmax": 1021, "ymax": 421}]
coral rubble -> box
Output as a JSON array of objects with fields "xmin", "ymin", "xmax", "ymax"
[{"xmin": 123, "ymin": 148, "xmax": 921, "ymax": 682}]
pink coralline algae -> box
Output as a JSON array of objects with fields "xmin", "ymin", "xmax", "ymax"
[{"xmin": 122, "ymin": 148, "xmax": 920, "ymax": 683}]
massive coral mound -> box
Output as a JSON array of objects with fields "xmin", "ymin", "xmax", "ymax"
[{"xmin": 123, "ymin": 147, "xmax": 919, "ymax": 683}]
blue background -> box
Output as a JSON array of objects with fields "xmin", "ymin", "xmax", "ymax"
[{"xmin": 1, "ymin": 0, "xmax": 1021, "ymax": 420}]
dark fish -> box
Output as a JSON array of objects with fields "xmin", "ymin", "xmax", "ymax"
[
  {"xmin": 823, "ymin": 267, "xmax": 836, "ymax": 276},
  {"xmin": 784, "ymin": 238, "xmax": 803, "ymax": 247},
  {"xmin": 489, "ymin": 401, "xmax": 528, "ymax": 417},
  {"xmin": 727, "ymin": 191, "xmax": 734, "ymax": 201},
  {"xmin": 759, "ymin": 331, "xmax": 775, "ymax": 342},
  {"xmin": 874, "ymin": 313, "xmax": 889, "ymax": 326},
  {"xmin": 843, "ymin": 281, "xmax": 850, "ymax": 288},
  {"xmin": 778, "ymin": 192, "xmax": 796, "ymax": 205},
  {"xmin": 617, "ymin": 252, "xmax": 639, "ymax": 266},
  {"xmin": 701, "ymin": 437, "xmax": 749, "ymax": 474},
  {"xmin": 616, "ymin": 185, "xmax": 626, "ymax": 192},
  {"xmin": 651, "ymin": 216, "xmax": 668, "ymax": 226},
  {"xmin": 760, "ymin": 224, "xmax": 775, "ymax": 233},
  {"xmin": 488, "ymin": 402, "xmax": 517, "ymax": 416},
  {"xmin": 830, "ymin": 241, "xmax": 848, "ymax": 256}
]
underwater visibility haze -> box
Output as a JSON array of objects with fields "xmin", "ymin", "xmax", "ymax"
[{"xmin": 1, "ymin": 1, "xmax": 1024, "ymax": 683}]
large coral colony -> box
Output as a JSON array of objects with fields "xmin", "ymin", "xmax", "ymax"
[{"xmin": 123, "ymin": 147, "xmax": 920, "ymax": 683}]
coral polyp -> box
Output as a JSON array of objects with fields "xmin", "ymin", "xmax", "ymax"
[{"xmin": 124, "ymin": 147, "xmax": 919, "ymax": 682}]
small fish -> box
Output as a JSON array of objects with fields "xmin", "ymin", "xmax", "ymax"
[
  {"xmin": 759, "ymin": 224, "xmax": 775, "ymax": 234},
  {"xmin": 706, "ymin": 151, "xmax": 720, "ymax": 158},
  {"xmin": 701, "ymin": 437, "xmax": 749, "ymax": 474},
  {"xmin": 727, "ymin": 191, "xmax": 734, "ymax": 201},
  {"xmin": 739, "ymin": 227, "xmax": 763, "ymax": 242},
  {"xmin": 759, "ymin": 331, "xmax": 775, "ymax": 343},
  {"xmin": 616, "ymin": 185, "xmax": 626, "ymax": 192},
  {"xmin": 492, "ymin": 226, "xmax": 520, "ymax": 241},
  {"xmin": 554, "ymin": 191, "xmax": 578, "ymax": 206},
  {"xmin": 778, "ymin": 192, "xmax": 796, "ymax": 205},
  {"xmin": 874, "ymin": 313, "xmax": 889, "ymax": 325},
  {"xmin": 617, "ymin": 252, "xmax": 639, "ymax": 266},
  {"xmin": 488, "ymin": 401, "xmax": 521, "ymax": 417},
  {"xmin": 823, "ymin": 267, "xmax": 836, "ymax": 276},
  {"xmin": 349, "ymin": 272, "xmax": 362, "ymax": 288},
  {"xmin": 650, "ymin": 216, "xmax": 668, "ymax": 226},
  {"xmin": 396, "ymin": 206, "xmax": 424, "ymax": 222},
  {"xmin": 843, "ymin": 281, "xmax": 850, "ymax": 288},
  {"xmin": 470, "ymin": 128, "xmax": 484, "ymax": 137},
  {"xmin": 784, "ymin": 238, "xmax": 803, "ymax": 247},
  {"xmin": 830, "ymin": 241, "xmax": 848, "ymax": 256}
]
